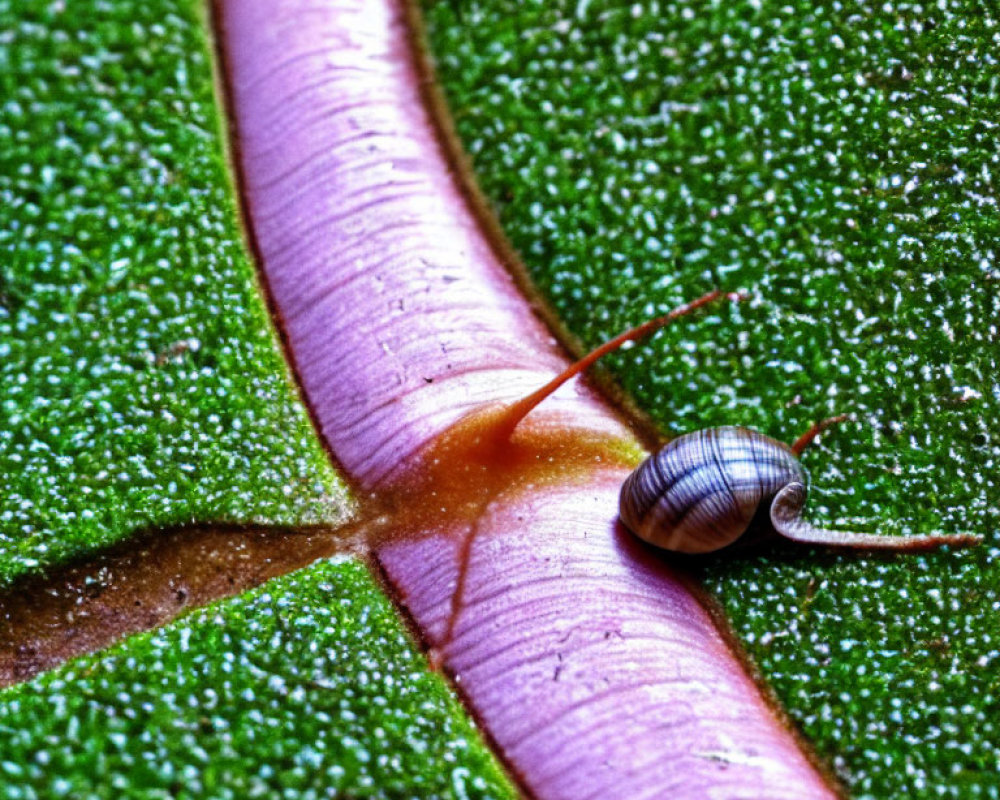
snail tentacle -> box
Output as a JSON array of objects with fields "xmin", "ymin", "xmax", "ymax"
[
  {"xmin": 497, "ymin": 289, "xmax": 743, "ymax": 439},
  {"xmin": 770, "ymin": 482, "xmax": 983, "ymax": 550}
]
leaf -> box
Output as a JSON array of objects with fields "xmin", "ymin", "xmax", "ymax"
[{"xmin": 218, "ymin": 0, "xmax": 833, "ymax": 796}]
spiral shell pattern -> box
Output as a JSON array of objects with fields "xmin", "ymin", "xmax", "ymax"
[{"xmin": 619, "ymin": 426, "xmax": 807, "ymax": 553}]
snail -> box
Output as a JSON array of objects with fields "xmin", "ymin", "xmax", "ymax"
[
  {"xmin": 619, "ymin": 423, "xmax": 980, "ymax": 553},
  {"xmin": 501, "ymin": 289, "xmax": 982, "ymax": 554}
]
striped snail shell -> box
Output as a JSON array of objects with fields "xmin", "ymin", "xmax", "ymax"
[
  {"xmin": 619, "ymin": 426, "xmax": 981, "ymax": 554},
  {"xmin": 620, "ymin": 427, "xmax": 802, "ymax": 553}
]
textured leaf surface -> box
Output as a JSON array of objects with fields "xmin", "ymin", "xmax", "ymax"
[
  {"xmin": 0, "ymin": 558, "xmax": 515, "ymax": 800},
  {"xmin": 419, "ymin": 1, "xmax": 1000, "ymax": 796},
  {"xmin": 0, "ymin": 0, "xmax": 345, "ymax": 586},
  {"xmin": 219, "ymin": 0, "xmax": 833, "ymax": 796}
]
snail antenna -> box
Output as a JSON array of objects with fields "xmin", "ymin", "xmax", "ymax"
[
  {"xmin": 497, "ymin": 288, "xmax": 744, "ymax": 439},
  {"xmin": 790, "ymin": 414, "xmax": 852, "ymax": 456}
]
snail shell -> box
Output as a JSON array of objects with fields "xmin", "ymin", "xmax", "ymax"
[
  {"xmin": 618, "ymin": 425, "xmax": 981, "ymax": 553},
  {"xmin": 620, "ymin": 426, "xmax": 802, "ymax": 554}
]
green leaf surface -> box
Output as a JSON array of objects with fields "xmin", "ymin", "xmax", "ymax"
[
  {"xmin": 0, "ymin": 557, "xmax": 515, "ymax": 800},
  {"xmin": 0, "ymin": 0, "xmax": 346, "ymax": 585},
  {"xmin": 420, "ymin": 0, "xmax": 999, "ymax": 796}
]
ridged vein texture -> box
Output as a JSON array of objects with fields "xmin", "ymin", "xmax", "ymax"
[{"xmin": 218, "ymin": 1, "xmax": 835, "ymax": 797}]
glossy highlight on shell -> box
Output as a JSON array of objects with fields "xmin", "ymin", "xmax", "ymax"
[{"xmin": 620, "ymin": 427, "xmax": 804, "ymax": 553}]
